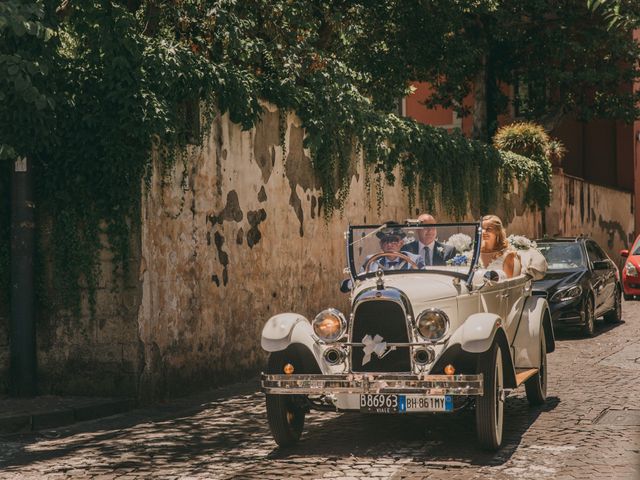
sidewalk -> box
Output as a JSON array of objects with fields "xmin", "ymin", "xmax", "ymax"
[{"xmin": 0, "ymin": 395, "xmax": 134, "ymax": 434}]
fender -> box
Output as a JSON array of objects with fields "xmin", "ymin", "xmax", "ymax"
[
  {"xmin": 261, "ymin": 313, "xmax": 326, "ymax": 373},
  {"xmin": 512, "ymin": 295, "xmax": 554, "ymax": 369},
  {"xmin": 449, "ymin": 313, "xmax": 517, "ymax": 389},
  {"xmin": 450, "ymin": 312, "xmax": 503, "ymax": 354}
]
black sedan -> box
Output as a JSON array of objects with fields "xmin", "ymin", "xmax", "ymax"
[{"xmin": 532, "ymin": 237, "xmax": 622, "ymax": 336}]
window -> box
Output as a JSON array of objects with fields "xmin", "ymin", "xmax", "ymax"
[
  {"xmin": 585, "ymin": 241, "xmax": 604, "ymax": 264},
  {"xmin": 513, "ymin": 77, "xmax": 548, "ymax": 119},
  {"xmin": 537, "ymin": 242, "xmax": 585, "ymax": 270}
]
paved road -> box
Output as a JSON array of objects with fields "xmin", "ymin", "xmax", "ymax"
[{"xmin": 1, "ymin": 301, "xmax": 640, "ymax": 479}]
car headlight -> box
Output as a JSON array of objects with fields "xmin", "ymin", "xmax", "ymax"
[
  {"xmin": 625, "ymin": 262, "xmax": 638, "ymax": 277},
  {"xmin": 416, "ymin": 309, "xmax": 449, "ymax": 341},
  {"xmin": 312, "ymin": 308, "xmax": 347, "ymax": 342},
  {"xmin": 550, "ymin": 285, "xmax": 582, "ymax": 303}
]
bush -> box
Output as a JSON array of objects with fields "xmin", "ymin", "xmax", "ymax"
[
  {"xmin": 493, "ymin": 122, "xmax": 556, "ymax": 209},
  {"xmin": 493, "ymin": 122, "xmax": 550, "ymax": 159}
]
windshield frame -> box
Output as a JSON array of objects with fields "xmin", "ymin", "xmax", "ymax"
[{"xmin": 347, "ymin": 222, "xmax": 482, "ymax": 284}]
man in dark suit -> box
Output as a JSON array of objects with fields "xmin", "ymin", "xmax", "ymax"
[{"xmin": 402, "ymin": 214, "xmax": 455, "ymax": 266}]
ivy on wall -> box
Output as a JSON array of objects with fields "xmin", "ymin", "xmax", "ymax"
[{"xmin": 0, "ymin": 1, "xmax": 553, "ymax": 316}]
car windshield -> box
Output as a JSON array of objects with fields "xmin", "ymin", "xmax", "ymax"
[
  {"xmin": 348, "ymin": 222, "xmax": 480, "ymax": 280},
  {"xmin": 537, "ymin": 242, "xmax": 585, "ymax": 270},
  {"xmin": 633, "ymin": 239, "xmax": 640, "ymax": 255}
]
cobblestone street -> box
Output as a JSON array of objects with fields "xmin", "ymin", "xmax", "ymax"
[{"xmin": 1, "ymin": 301, "xmax": 639, "ymax": 479}]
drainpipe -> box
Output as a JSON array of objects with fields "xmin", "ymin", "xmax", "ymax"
[{"xmin": 9, "ymin": 156, "xmax": 36, "ymax": 396}]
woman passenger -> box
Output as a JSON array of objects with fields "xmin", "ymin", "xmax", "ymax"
[{"xmin": 480, "ymin": 215, "xmax": 521, "ymax": 279}]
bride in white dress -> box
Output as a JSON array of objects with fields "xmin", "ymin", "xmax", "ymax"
[{"xmin": 479, "ymin": 215, "xmax": 521, "ymax": 278}]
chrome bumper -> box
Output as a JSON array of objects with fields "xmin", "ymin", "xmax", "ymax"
[{"xmin": 261, "ymin": 373, "xmax": 484, "ymax": 396}]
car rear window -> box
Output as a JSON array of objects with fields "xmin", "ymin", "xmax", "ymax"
[{"xmin": 537, "ymin": 243, "xmax": 585, "ymax": 270}]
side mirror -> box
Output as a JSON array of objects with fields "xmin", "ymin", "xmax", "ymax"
[
  {"xmin": 620, "ymin": 249, "xmax": 629, "ymax": 258},
  {"xmin": 484, "ymin": 270, "xmax": 500, "ymax": 283},
  {"xmin": 340, "ymin": 279, "xmax": 352, "ymax": 293},
  {"xmin": 592, "ymin": 260, "xmax": 609, "ymax": 270},
  {"xmin": 476, "ymin": 270, "xmax": 499, "ymax": 291}
]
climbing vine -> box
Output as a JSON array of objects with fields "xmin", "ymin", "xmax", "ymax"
[{"xmin": 0, "ymin": 0, "xmax": 555, "ymax": 316}]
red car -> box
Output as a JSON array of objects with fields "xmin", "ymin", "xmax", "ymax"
[{"xmin": 621, "ymin": 235, "xmax": 640, "ymax": 300}]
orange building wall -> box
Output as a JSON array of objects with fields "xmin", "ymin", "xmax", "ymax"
[{"xmin": 405, "ymin": 82, "xmax": 473, "ymax": 135}]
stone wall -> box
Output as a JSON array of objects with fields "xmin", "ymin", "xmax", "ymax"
[
  {"xmin": 545, "ymin": 173, "xmax": 634, "ymax": 266},
  {"xmin": 136, "ymin": 105, "xmax": 543, "ymax": 400},
  {"xmin": 0, "ymin": 106, "xmax": 550, "ymax": 399},
  {"xmin": 31, "ymin": 228, "xmax": 143, "ymax": 397}
]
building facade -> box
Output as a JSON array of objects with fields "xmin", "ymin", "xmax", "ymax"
[{"xmin": 404, "ymin": 80, "xmax": 638, "ymax": 261}]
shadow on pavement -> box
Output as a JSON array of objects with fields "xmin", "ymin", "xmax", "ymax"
[
  {"xmin": 554, "ymin": 319, "xmax": 625, "ymax": 341},
  {"xmin": 261, "ymin": 396, "xmax": 560, "ymax": 466},
  {"xmin": 0, "ymin": 383, "xmax": 560, "ymax": 478}
]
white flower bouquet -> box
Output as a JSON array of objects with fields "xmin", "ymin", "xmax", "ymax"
[
  {"xmin": 508, "ymin": 235, "xmax": 537, "ymax": 250},
  {"xmin": 445, "ymin": 233, "xmax": 473, "ymax": 253}
]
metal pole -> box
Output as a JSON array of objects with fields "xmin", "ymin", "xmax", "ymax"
[{"xmin": 9, "ymin": 156, "xmax": 36, "ymax": 396}]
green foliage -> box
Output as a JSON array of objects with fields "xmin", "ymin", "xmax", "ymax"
[
  {"xmin": 493, "ymin": 122, "xmax": 550, "ymax": 158},
  {"xmin": 494, "ymin": 122, "xmax": 555, "ymax": 208},
  {"xmin": 587, "ymin": 0, "xmax": 640, "ymax": 30},
  {"xmin": 416, "ymin": 0, "xmax": 640, "ymax": 136},
  {"xmin": 0, "ymin": 1, "xmax": 57, "ymax": 161},
  {"xmin": 0, "ymin": 0, "xmax": 555, "ymax": 316},
  {"xmin": 0, "ymin": 162, "xmax": 9, "ymax": 309}
]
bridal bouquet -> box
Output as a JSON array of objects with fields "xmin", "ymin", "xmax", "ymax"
[
  {"xmin": 448, "ymin": 253, "xmax": 471, "ymax": 266},
  {"xmin": 445, "ymin": 233, "xmax": 474, "ymax": 266}
]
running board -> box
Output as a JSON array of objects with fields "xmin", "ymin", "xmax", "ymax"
[{"xmin": 515, "ymin": 368, "xmax": 539, "ymax": 386}]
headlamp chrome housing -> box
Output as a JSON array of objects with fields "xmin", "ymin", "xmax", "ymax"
[
  {"xmin": 550, "ymin": 285, "xmax": 582, "ymax": 303},
  {"xmin": 416, "ymin": 308, "xmax": 449, "ymax": 341},
  {"xmin": 312, "ymin": 308, "xmax": 347, "ymax": 342}
]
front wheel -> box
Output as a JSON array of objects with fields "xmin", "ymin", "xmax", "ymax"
[
  {"xmin": 582, "ymin": 297, "xmax": 595, "ymax": 337},
  {"xmin": 476, "ymin": 342, "xmax": 504, "ymax": 451},
  {"xmin": 525, "ymin": 329, "xmax": 547, "ymax": 406},
  {"xmin": 265, "ymin": 352, "xmax": 307, "ymax": 447},
  {"xmin": 266, "ymin": 393, "xmax": 306, "ymax": 447},
  {"xmin": 604, "ymin": 287, "xmax": 622, "ymax": 324},
  {"xmin": 623, "ymin": 292, "xmax": 633, "ymax": 301}
]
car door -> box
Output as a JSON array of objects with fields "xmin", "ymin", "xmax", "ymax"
[
  {"xmin": 585, "ymin": 240, "xmax": 608, "ymax": 315},
  {"xmin": 477, "ymin": 281, "xmax": 508, "ymax": 323},
  {"xmin": 592, "ymin": 242, "xmax": 618, "ymax": 312},
  {"xmin": 500, "ymin": 276, "xmax": 528, "ymax": 343}
]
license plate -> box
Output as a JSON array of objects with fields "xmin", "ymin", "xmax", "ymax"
[{"xmin": 360, "ymin": 394, "xmax": 453, "ymax": 413}]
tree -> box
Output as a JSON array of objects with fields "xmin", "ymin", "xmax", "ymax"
[
  {"xmin": 409, "ymin": 0, "xmax": 640, "ymax": 141},
  {"xmin": 0, "ymin": 0, "xmax": 559, "ymax": 314},
  {"xmin": 0, "ymin": 1, "xmax": 58, "ymax": 161}
]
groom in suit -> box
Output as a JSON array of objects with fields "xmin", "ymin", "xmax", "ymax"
[{"xmin": 402, "ymin": 214, "xmax": 455, "ymax": 266}]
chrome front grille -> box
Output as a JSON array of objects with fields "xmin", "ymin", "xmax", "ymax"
[{"xmin": 350, "ymin": 300, "xmax": 411, "ymax": 372}]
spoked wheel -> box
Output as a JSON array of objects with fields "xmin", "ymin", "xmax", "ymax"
[
  {"xmin": 265, "ymin": 352, "xmax": 307, "ymax": 447},
  {"xmin": 525, "ymin": 329, "xmax": 547, "ymax": 406},
  {"xmin": 604, "ymin": 288, "xmax": 622, "ymax": 324},
  {"xmin": 476, "ymin": 342, "xmax": 504, "ymax": 451},
  {"xmin": 582, "ymin": 297, "xmax": 595, "ymax": 337}
]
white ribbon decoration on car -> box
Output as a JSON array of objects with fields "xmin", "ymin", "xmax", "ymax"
[{"xmin": 362, "ymin": 334, "xmax": 388, "ymax": 365}]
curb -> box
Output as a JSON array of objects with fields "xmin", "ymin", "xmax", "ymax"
[{"xmin": 0, "ymin": 398, "xmax": 134, "ymax": 434}]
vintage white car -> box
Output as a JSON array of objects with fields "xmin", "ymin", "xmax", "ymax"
[{"xmin": 261, "ymin": 221, "xmax": 554, "ymax": 450}]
